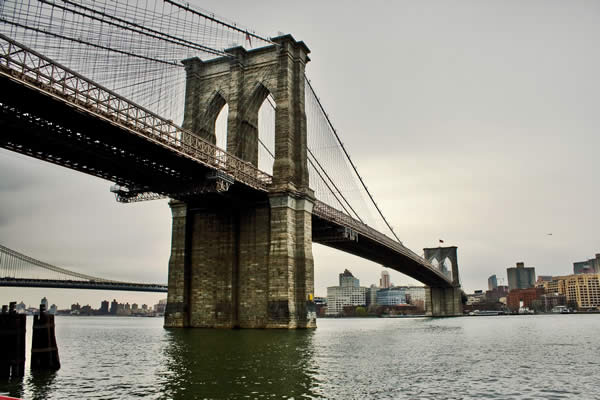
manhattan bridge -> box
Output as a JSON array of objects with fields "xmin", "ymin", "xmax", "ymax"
[{"xmin": 0, "ymin": 0, "xmax": 462, "ymax": 328}]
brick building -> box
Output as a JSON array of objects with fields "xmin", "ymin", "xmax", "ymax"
[{"xmin": 507, "ymin": 288, "xmax": 544, "ymax": 312}]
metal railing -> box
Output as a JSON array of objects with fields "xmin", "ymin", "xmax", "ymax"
[
  {"xmin": 0, "ymin": 33, "xmax": 272, "ymax": 191},
  {"xmin": 0, "ymin": 34, "xmax": 450, "ymax": 283}
]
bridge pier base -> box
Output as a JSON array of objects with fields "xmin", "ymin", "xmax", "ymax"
[
  {"xmin": 425, "ymin": 286, "xmax": 463, "ymax": 317},
  {"xmin": 164, "ymin": 195, "xmax": 316, "ymax": 329}
]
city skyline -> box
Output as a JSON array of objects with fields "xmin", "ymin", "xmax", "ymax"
[{"xmin": 1, "ymin": 0, "xmax": 599, "ymax": 306}]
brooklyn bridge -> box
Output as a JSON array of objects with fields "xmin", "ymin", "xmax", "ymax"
[{"xmin": 0, "ymin": 0, "xmax": 463, "ymax": 328}]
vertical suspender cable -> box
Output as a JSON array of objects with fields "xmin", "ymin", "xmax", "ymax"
[{"xmin": 305, "ymin": 77, "xmax": 402, "ymax": 244}]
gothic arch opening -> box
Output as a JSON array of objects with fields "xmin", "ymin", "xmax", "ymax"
[
  {"xmin": 431, "ymin": 258, "xmax": 440, "ymax": 269},
  {"xmin": 246, "ymin": 83, "xmax": 275, "ymax": 173},
  {"xmin": 257, "ymin": 94, "xmax": 276, "ymax": 175},
  {"xmin": 204, "ymin": 91, "xmax": 227, "ymax": 148},
  {"xmin": 215, "ymin": 103, "xmax": 229, "ymax": 151},
  {"xmin": 443, "ymin": 257, "xmax": 453, "ymax": 280}
]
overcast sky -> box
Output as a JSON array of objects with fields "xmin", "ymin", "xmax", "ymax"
[{"xmin": 1, "ymin": 0, "xmax": 599, "ymax": 308}]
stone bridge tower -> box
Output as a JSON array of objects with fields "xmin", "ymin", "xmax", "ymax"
[
  {"xmin": 423, "ymin": 246, "xmax": 463, "ymax": 316},
  {"xmin": 164, "ymin": 35, "xmax": 316, "ymax": 329}
]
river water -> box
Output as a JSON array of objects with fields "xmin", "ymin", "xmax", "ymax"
[{"xmin": 1, "ymin": 315, "xmax": 599, "ymax": 399}]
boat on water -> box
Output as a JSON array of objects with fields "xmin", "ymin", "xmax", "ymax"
[
  {"xmin": 551, "ymin": 305, "xmax": 573, "ymax": 314},
  {"xmin": 518, "ymin": 307, "xmax": 535, "ymax": 315},
  {"xmin": 468, "ymin": 310, "xmax": 505, "ymax": 316},
  {"xmin": 380, "ymin": 314, "xmax": 423, "ymax": 318}
]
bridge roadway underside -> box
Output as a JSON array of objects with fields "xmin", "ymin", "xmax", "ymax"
[
  {"xmin": 0, "ymin": 75, "xmax": 261, "ymax": 201},
  {"xmin": 312, "ymin": 217, "xmax": 452, "ymax": 288}
]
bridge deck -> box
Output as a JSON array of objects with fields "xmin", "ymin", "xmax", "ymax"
[
  {"xmin": 0, "ymin": 278, "xmax": 168, "ymax": 292},
  {"xmin": 0, "ymin": 34, "xmax": 454, "ymax": 288}
]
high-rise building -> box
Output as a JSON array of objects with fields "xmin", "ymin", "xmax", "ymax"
[
  {"xmin": 40, "ymin": 297, "xmax": 48, "ymax": 310},
  {"xmin": 110, "ymin": 299, "xmax": 119, "ymax": 314},
  {"xmin": 327, "ymin": 269, "xmax": 367, "ymax": 315},
  {"xmin": 16, "ymin": 302, "xmax": 26, "ymax": 313},
  {"xmin": 339, "ymin": 269, "xmax": 359, "ymax": 288},
  {"xmin": 100, "ymin": 300, "xmax": 109, "ymax": 314},
  {"xmin": 366, "ymin": 285, "xmax": 378, "ymax": 307},
  {"xmin": 153, "ymin": 299, "xmax": 167, "ymax": 314},
  {"xmin": 573, "ymin": 254, "xmax": 600, "ymax": 274},
  {"xmin": 488, "ymin": 275, "xmax": 498, "ymax": 290},
  {"xmin": 380, "ymin": 271, "xmax": 391, "ymax": 289},
  {"xmin": 507, "ymin": 262, "xmax": 535, "ymax": 290}
]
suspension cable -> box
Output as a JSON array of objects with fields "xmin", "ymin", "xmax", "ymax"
[{"xmin": 305, "ymin": 76, "xmax": 402, "ymax": 243}]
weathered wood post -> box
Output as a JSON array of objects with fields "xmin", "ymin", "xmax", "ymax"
[
  {"xmin": 0, "ymin": 302, "xmax": 26, "ymax": 378},
  {"xmin": 31, "ymin": 303, "xmax": 60, "ymax": 370}
]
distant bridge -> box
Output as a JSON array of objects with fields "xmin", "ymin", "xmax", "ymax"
[{"xmin": 0, "ymin": 244, "xmax": 167, "ymax": 293}]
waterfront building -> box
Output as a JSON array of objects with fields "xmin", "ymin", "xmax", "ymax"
[
  {"xmin": 326, "ymin": 269, "xmax": 368, "ymax": 316},
  {"xmin": 507, "ymin": 262, "xmax": 535, "ymax": 290},
  {"xmin": 507, "ymin": 288, "xmax": 544, "ymax": 312},
  {"xmin": 380, "ymin": 271, "xmax": 391, "ymax": 289},
  {"xmin": 485, "ymin": 286, "xmax": 509, "ymax": 302},
  {"xmin": 49, "ymin": 304, "xmax": 57, "ymax": 315},
  {"xmin": 40, "ymin": 296, "xmax": 48, "ymax": 310},
  {"xmin": 313, "ymin": 297, "xmax": 327, "ymax": 317},
  {"xmin": 376, "ymin": 287, "xmax": 407, "ymax": 306},
  {"xmin": 466, "ymin": 290, "xmax": 485, "ymax": 305},
  {"xmin": 405, "ymin": 286, "xmax": 426, "ymax": 309},
  {"xmin": 544, "ymin": 273, "xmax": 600, "ymax": 310},
  {"xmin": 488, "ymin": 275, "xmax": 498, "ymax": 290},
  {"xmin": 540, "ymin": 293, "xmax": 567, "ymax": 312},
  {"xmin": 100, "ymin": 300, "xmax": 109, "ymax": 314}
]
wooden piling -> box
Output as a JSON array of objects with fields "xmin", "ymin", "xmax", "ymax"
[
  {"xmin": 31, "ymin": 304, "xmax": 60, "ymax": 370},
  {"xmin": 0, "ymin": 302, "xmax": 26, "ymax": 378}
]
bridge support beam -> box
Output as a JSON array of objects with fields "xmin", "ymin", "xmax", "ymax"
[
  {"xmin": 164, "ymin": 195, "xmax": 316, "ymax": 329},
  {"xmin": 425, "ymin": 286, "xmax": 463, "ymax": 317}
]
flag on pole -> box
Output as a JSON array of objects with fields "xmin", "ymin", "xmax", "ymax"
[
  {"xmin": 439, "ymin": 239, "xmax": 444, "ymax": 243},
  {"xmin": 245, "ymin": 31, "xmax": 252, "ymax": 47}
]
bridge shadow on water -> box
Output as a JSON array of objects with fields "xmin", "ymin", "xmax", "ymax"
[{"xmin": 160, "ymin": 328, "xmax": 319, "ymax": 399}]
